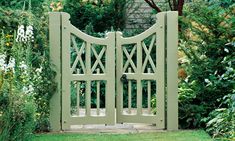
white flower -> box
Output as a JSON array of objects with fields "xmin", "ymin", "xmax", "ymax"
[
  {"xmin": 224, "ymin": 48, "xmax": 229, "ymax": 53},
  {"xmin": 6, "ymin": 58, "xmax": 15, "ymax": 69},
  {"xmin": 0, "ymin": 54, "xmax": 6, "ymax": 70},
  {"xmin": 16, "ymin": 25, "xmax": 25, "ymax": 43},
  {"xmin": 204, "ymin": 79, "xmax": 211, "ymax": 83},
  {"xmin": 22, "ymin": 85, "xmax": 35, "ymax": 95},
  {"xmin": 28, "ymin": 85, "xmax": 34, "ymax": 92},
  {"xmin": 19, "ymin": 61, "xmax": 28, "ymax": 70},
  {"xmin": 36, "ymin": 67, "xmax": 42, "ymax": 73},
  {"xmin": 22, "ymin": 86, "xmax": 28, "ymax": 92},
  {"xmin": 25, "ymin": 25, "xmax": 34, "ymax": 42},
  {"xmin": 204, "ymin": 78, "xmax": 212, "ymax": 87},
  {"xmin": 0, "ymin": 54, "xmax": 16, "ymax": 72},
  {"xmin": 226, "ymin": 67, "xmax": 233, "ymax": 72},
  {"xmin": 200, "ymin": 54, "xmax": 207, "ymax": 60},
  {"xmin": 16, "ymin": 25, "xmax": 34, "ymax": 43},
  {"xmin": 0, "ymin": 64, "xmax": 6, "ymax": 71}
]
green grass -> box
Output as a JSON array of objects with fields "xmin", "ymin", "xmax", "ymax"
[{"xmin": 32, "ymin": 130, "xmax": 212, "ymax": 141}]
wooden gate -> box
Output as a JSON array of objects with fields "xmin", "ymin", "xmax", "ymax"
[{"xmin": 49, "ymin": 12, "xmax": 178, "ymax": 131}]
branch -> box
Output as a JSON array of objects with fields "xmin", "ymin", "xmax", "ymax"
[
  {"xmin": 144, "ymin": 0, "xmax": 161, "ymax": 12},
  {"xmin": 168, "ymin": 0, "xmax": 173, "ymax": 11},
  {"xmin": 172, "ymin": 0, "xmax": 177, "ymax": 10},
  {"xmin": 178, "ymin": 0, "xmax": 185, "ymax": 16}
]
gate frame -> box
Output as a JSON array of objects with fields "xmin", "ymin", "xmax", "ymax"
[{"xmin": 49, "ymin": 11, "xmax": 178, "ymax": 131}]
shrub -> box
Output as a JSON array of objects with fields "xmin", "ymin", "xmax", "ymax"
[
  {"xmin": 204, "ymin": 92, "xmax": 235, "ymax": 139},
  {"xmin": 0, "ymin": 1, "xmax": 56, "ymax": 133},
  {"xmin": 63, "ymin": 0, "xmax": 127, "ymax": 32},
  {"xmin": 0, "ymin": 69, "xmax": 36, "ymax": 141},
  {"xmin": 178, "ymin": 0, "xmax": 235, "ymax": 133}
]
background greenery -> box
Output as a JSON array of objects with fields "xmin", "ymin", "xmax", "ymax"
[
  {"xmin": 178, "ymin": 1, "xmax": 235, "ymax": 139},
  {"xmin": 0, "ymin": 0, "xmax": 56, "ymax": 140},
  {"xmin": 0, "ymin": 0, "xmax": 234, "ymax": 140}
]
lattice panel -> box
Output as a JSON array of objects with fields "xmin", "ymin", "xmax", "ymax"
[
  {"xmin": 70, "ymin": 35, "xmax": 86, "ymax": 74},
  {"xmin": 91, "ymin": 44, "xmax": 106, "ymax": 74},
  {"xmin": 141, "ymin": 34, "xmax": 156, "ymax": 73},
  {"xmin": 122, "ymin": 44, "xmax": 137, "ymax": 73}
]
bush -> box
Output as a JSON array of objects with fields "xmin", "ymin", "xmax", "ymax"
[
  {"xmin": 0, "ymin": 70, "xmax": 36, "ymax": 141},
  {"xmin": 0, "ymin": 1, "xmax": 56, "ymax": 133},
  {"xmin": 204, "ymin": 92, "xmax": 235, "ymax": 139},
  {"xmin": 178, "ymin": 0, "xmax": 235, "ymax": 136},
  {"xmin": 63, "ymin": 0, "xmax": 127, "ymax": 32}
]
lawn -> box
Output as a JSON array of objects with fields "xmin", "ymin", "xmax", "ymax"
[{"xmin": 32, "ymin": 130, "xmax": 212, "ymax": 141}]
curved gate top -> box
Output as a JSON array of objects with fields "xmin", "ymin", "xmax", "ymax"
[{"xmin": 49, "ymin": 11, "xmax": 178, "ymax": 131}]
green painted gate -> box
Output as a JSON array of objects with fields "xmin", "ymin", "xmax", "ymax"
[{"xmin": 49, "ymin": 12, "xmax": 178, "ymax": 131}]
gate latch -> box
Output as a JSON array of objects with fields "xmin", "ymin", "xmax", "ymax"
[{"xmin": 120, "ymin": 74, "xmax": 128, "ymax": 84}]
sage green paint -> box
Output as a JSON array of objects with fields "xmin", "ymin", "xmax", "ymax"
[
  {"xmin": 166, "ymin": 11, "xmax": 178, "ymax": 130},
  {"xmin": 49, "ymin": 12, "xmax": 62, "ymax": 131},
  {"xmin": 49, "ymin": 11, "xmax": 178, "ymax": 131},
  {"xmin": 116, "ymin": 12, "xmax": 168, "ymax": 129}
]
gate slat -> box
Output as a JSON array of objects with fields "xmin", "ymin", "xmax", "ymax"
[
  {"xmin": 86, "ymin": 81, "xmax": 91, "ymax": 116},
  {"xmin": 85, "ymin": 42, "xmax": 91, "ymax": 117},
  {"xmin": 128, "ymin": 68, "xmax": 132, "ymax": 114},
  {"xmin": 147, "ymin": 68, "xmax": 151, "ymax": 114},
  {"xmin": 137, "ymin": 41, "xmax": 142, "ymax": 116},
  {"xmin": 76, "ymin": 69, "xmax": 81, "ymax": 116},
  {"xmin": 96, "ymin": 69, "xmax": 100, "ymax": 115}
]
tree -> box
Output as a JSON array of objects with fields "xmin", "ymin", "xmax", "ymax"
[{"xmin": 144, "ymin": 0, "xmax": 185, "ymax": 16}]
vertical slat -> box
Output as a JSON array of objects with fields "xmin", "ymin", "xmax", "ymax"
[
  {"xmin": 156, "ymin": 12, "xmax": 166, "ymax": 129},
  {"xmin": 86, "ymin": 81, "xmax": 91, "ymax": 116},
  {"xmin": 105, "ymin": 32, "xmax": 115, "ymax": 124},
  {"xmin": 128, "ymin": 67, "xmax": 132, "ymax": 114},
  {"xmin": 166, "ymin": 11, "xmax": 178, "ymax": 130},
  {"xmin": 116, "ymin": 32, "xmax": 123, "ymax": 122},
  {"xmin": 61, "ymin": 12, "xmax": 72, "ymax": 130},
  {"xmin": 96, "ymin": 68, "xmax": 100, "ymax": 115},
  {"xmin": 86, "ymin": 42, "xmax": 91, "ymax": 116},
  {"xmin": 49, "ymin": 12, "xmax": 61, "ymax": 131},
  {"xmin": 76, "ymin": 69, "xmax": 80, "ymax": 116},
  {"xmin": 137, "ymin": 41, "xmax": 142, "ymax": 115},
  {"xmin": 147, "ymin": 68, "xmax": 151, "ymax": 114}
]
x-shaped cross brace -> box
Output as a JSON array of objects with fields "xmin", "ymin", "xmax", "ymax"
[
  {"xmin": 142, "ymin": 35, "xmax": 156, "ymax": 73},
  {"xmin": 71, "ymin": 36, "xmax": 86, "ymax": 73},
  {"xmin": 123, "ymin": 45, "xmax": 137, "ymax": 73},
  {"xmin": 91, "ymin": 45, "xmax": 106, "ymax": 73}
]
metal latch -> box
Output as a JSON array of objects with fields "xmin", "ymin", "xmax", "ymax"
[{"xmin": 120, "ymin": 74, "xmax": 128, "ymax": 84}]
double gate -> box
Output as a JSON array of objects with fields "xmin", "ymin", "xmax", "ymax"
[{"xmin": 49, "ymin": 12, "xmax": 178, "ymax": 131}]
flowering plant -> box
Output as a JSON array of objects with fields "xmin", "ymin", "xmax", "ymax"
[{"xmin": 50, "ymin": 1, "xmax": 63, "ymax": 12}]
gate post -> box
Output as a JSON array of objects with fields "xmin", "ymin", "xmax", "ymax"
[
  {"xmin": 166, "ymin": 11, "xmax": 178, "ymax": 130},
  {"xmin": 49, "ymin": 12, "xmax": 62, "ymax": 131}
]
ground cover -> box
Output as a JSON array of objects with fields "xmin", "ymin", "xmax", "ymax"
[{"xmin": 32, "ymin": 130, "xmax": 212, "ymax": 141}]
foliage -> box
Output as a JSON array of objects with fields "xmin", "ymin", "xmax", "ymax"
[
  {"xmin": 208, "ymin": 0, "xmax": 235, "ymax": 8},
  {"xmin": 63, "ymin": 0, "xmax": 127, "ymax": 32},
  {"xmin": 144, "ymin": 0, "xmax": 185, "ymax": 16},
  {"xmin": 0, "ymin": 69, "xmax": 36, "ymax": 141},
  {"xmin": 178, "ymin": 0, "xmax": 235, "ymax": 137},
  {"xmin": 0, "ymin": 0, "xmax": 45, "ymax": 14},
  {"xmin": 203, "ymin": 92, "xmax": 235, "ymax": 139},
  {"xmin": 0, "ymin": 1, "xmax": 56, "ymax": 134}
]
